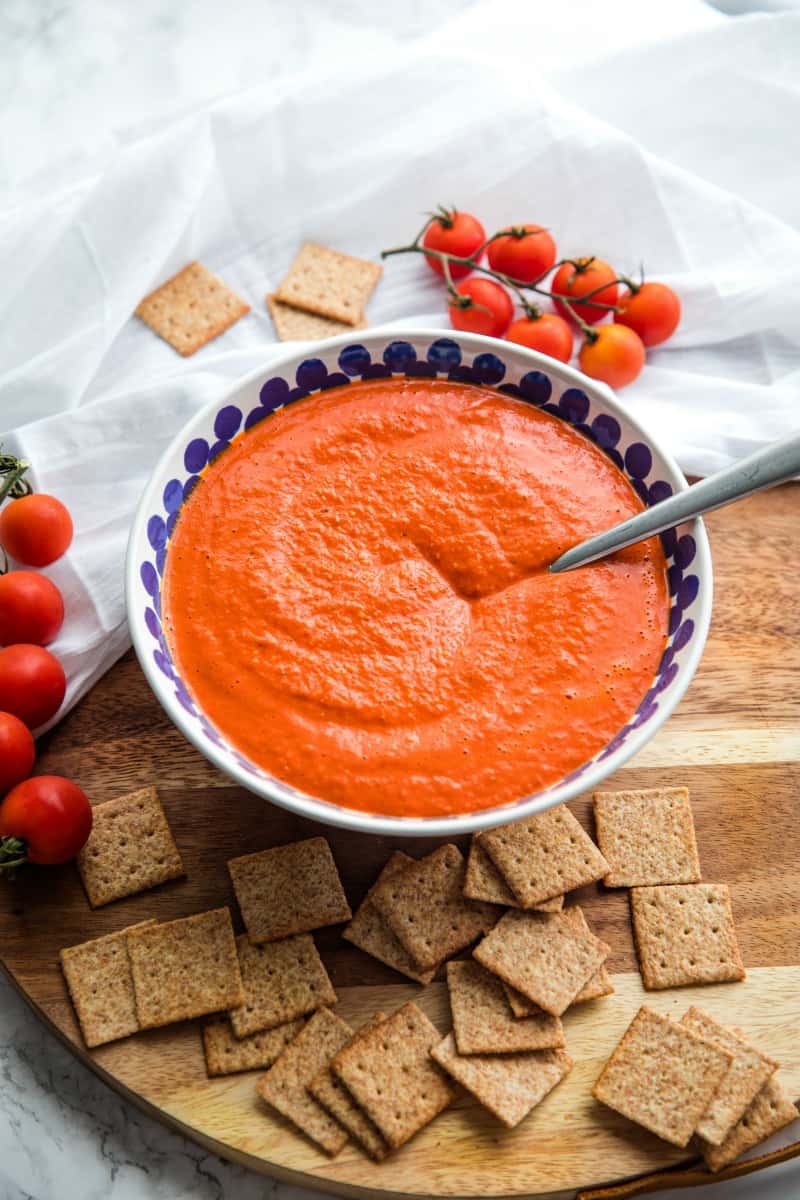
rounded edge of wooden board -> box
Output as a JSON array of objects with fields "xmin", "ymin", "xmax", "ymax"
[{"xmin": 0, "ymin": 957, "xmax": 589, "ymax": 1200}]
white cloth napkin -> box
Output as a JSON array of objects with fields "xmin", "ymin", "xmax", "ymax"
[{"xmin": 2, "ymin": 5, "xmax": 800, "ymax": 732}]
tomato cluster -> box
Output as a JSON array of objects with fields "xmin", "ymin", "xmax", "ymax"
[
  {"xmin": 0, "ymin": 473, "xmax": 91, "ymax": 870},
  {"xmin": 412, "ymin": 208, "xmax": 681, "ymax": 388}
]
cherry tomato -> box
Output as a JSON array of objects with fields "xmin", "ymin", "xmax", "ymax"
[
  {"xmin": 0, "ymin": 712, "xmax": 35, "ymax": 795},
  {"xmin": 0, "ymin": 644, "xmax": 66, "ymax": 728},
  {"xmin": 505, "ymin": 313, "xmax": 574, "ymax": 362},
  {"xmin": 0, "ymin": 572, "xmax": 64, "ymax": 646},
  {"xmin": 614, "ymin": 281, "xmax": 680, "ymax": 346},
  {"xmin": 487, "ymin": 224, "xmax": 557, "ymax": 283},
  {"xmin": 0, "ymin": 493, "xmax": 73, "ymax": 567},
  {"xmin": 448, "ymin": 278, "xmax": 514, "ymax": 338},
  {"xmin": 0, "ymin": 776, "xmax": 92, "ymax": 865},
  {"xmin": 552, "ymin": 258, "xmax": 618, "ymax": 325},
  {"xmin": 422, "ymin": 208, "xmax": 486, "ymax": 279},
  {"xmin": 579, "ymin": 324, "xmax": 646, "ymax": 389}
]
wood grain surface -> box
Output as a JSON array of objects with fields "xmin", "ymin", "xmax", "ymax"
[{"xmin": 1, "ymin": 485, "xmax": 798, "ymax": 1199}]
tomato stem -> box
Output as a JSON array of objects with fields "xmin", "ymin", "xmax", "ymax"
[
  {"xmin": 380, "ymin": 240, "xmax": 618, "ymax": 322},
  {"xmin": 0, "ymin": 454, "xmax": 32, "ymax": 505},
  {"xmin": 0, "ymin": 836, "xmax": 28, "ymax": 873}
]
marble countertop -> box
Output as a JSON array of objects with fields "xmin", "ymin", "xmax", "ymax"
[{"xmin": 2, "ymin": 2, "xmax": 798, "ymax": 1198}]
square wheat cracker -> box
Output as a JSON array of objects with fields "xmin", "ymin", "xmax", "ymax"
[
  {"xmin": 343, "ymin": 852, "xmax": 435, "ymax": 985},
  {"xmin": 266, "ymin": 294, "xmax": 366, "ymax": 342},
  {"xmin": 630, "ymin": 883, "xmax": 745, "ymax": 989},
  {"xmin": 503, "ymin": 906, "xmax": 614, "ymax": 1017},
  {"xmin": 135, "ymin": 261, "xmax": 250, "ymax": 356},
  {"xmin": 257, "ymin": 1008, "xmax": 353, "ymax": 1155},
  {"xmin": 474, "ymin": 909, "xmax": 610, "ymax": 1016},
  {"xmin": 76, "ymin": 786, "xmax": 184, "ymax": 908},
  {"xmin": 275, "ymin": 243, "xmax": 381, "ymax": 326},
  {"xmin": 369, "ymin": 844, "xmax": 497, "ymax": 972},
  {"xmin": 203, "ymin": 1016, "xmax": 304, "ymax": 1076},
  {"xmin": 60, "ymin": 919, "xmax": 156, "ymax": 1048},
  {"xmin": 229, "ymin": 932, "xmax": 336, "ymax": 1037},
  {"xmin": 309, "ymin": 1013, "xmax": 389, "ymax": 1161},
  {"xmin": 332, "ymin": 1002, "xmax": 455, "ymax": 1149},
  {"xmin": 592, "ymin": 1005, "xmax": 734, "ymax": 1147},
  {"xmin": 480, "ymin": 805, "xmax": 609, "ymax": 908},
  {"xmin": 593, "ymin": 786, "xmax": 701, "ymax": 888},
  {"xmin": 702, "ymin": 1076, "xmax": 798, "ymax": 1172},
  {"xmin": 464, "ymin": 837, "xmax": 563, "ymax": 912},
  {"xmin": 432, "ymin": 1034, "xmax": 573, "ymax": 1128},
  {"xmin": 681, "ymin": 1007, "xmax": 778, "ymax": 1145},
  {"xmin": 228, "ymin": 837, "xmax": 351, "ymax": 944},
  {"xmin": 447, "ymin": 961, "xmax": 564, "ymax": 1054},
  {"xmin": 127, "ymin": 907, "xmax": 243, "ymax": 1028}
]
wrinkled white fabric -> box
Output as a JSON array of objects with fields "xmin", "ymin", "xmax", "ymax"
[{"xmin": 2, "ymin": 5, "xmax": 800, "ymax": 731}]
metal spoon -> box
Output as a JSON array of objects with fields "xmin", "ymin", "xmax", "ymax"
[{"xmin": 549, "ymin": 430, "xmax": 800, "ymax": 574}]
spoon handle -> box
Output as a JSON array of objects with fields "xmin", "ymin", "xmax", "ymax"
[{"xmin": 549, "ymin": 430, "xmax": 800, "ymax": 574}]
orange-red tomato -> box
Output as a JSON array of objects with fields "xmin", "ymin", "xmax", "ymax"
[
  {"xmin": 0, "ymin": 571, "xmax": 64, "ymax": 646},
  {"xmin": 552, "ymin": 258, "xmax": 618, "ymax": 325},
  {"xmin": 448, "ymin": 278, "xmax": 514, "ymax": 338},
  {"xmin": 422, "ymin": 209, "xmax": 486, "ymax": 279},
  {"xmin": 505, "ymin": 313, "xmax": 573, "ymax": 362},
  {"xmin": 0, "ymin": 644, "xmax": 66, "ymax": 728},
  {"xmin": 615, "ymin": 282, "xmax": 680, "ymax": 346},
  {"xmin": 487, "ymin": 225, "xmax": 557, "ymax": 283},
  {"xmin": 0, "ymin": 775, "xmax": 92, "ymax": 864},
  {"xmin": 579, "ymin": 325, "xmax": 646, "ymax": 389},
  {"xmin": 0, "ymin": 493, "xmax": 73, "ymax": 567},
  {"xmin": 0, "ymin": 712, "xmax": 35, "ymax": 795}
]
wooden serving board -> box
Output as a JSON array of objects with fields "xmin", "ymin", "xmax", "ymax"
[{"xmin": 1, "ymin": 485, "xmax": 799, "ymax": 1199}]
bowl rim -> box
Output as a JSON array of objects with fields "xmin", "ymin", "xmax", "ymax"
[{"xmin": 125, "ymin": 327, "xmax": 713, "ymax": 837}]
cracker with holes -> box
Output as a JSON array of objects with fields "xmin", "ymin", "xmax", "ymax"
[
  {"xmin": 274, "ymin": 243, "xmax": 381, "ymax": 326},
  {"xmin": 592, "ymin": 1006, "xmax": 734, "ymax": 1148},
  {"xmin": 369, "ymin": 844, "xmax": 497, "ymax": 972},
  {"xmin": 257, "ymin": 1008, "xmax": 353, "ymax": 1155},
  {"xmin": 60, "ymin": 919, "xmax": 156, "ymax": 1048},
  {"xmin": 480, "ymin": 805, "xmax": 609, "ymax": 908},
  {"xmin": 475, "ymin": 908, "xmax": 610, "ymax": 1017},
  {"xmin": 127, "ymin": 907, "xmax": 243, "ymax": 1028},
  {"xmin": 135, "ymin": 261, "xmax": 250, "ymax": 356},
  {"xmin": 702, "ymin": 1076, "xmax": 798, "ymax": 1172},
  {"xmin": 229, "ymin": 932, "xmax": 336, "ymax": 1037},
  {"xmin": 309, "ymin": 1014, "xmax": 390, "ymax": 1161},
  {"xmin": 503, "ymin": 906, "xmax": 614, "ymax": 1017},
  {"xmin": 681, "ymin": 1007, "xmax": 778, "ymax": 1146},
  {"xmin": 463, "ymin": 837, "xmax": 564, "ymax": 912},
  {"xmin": 630, "ymin": 883, "xmax": 745, "ymax": 989},
  {"xmin": 432, "ymin": 1034, "xmax": 573, "ymax": 1128},
  {"xmin": 228, "ymin": 837, "xmax": 351, "ymax": 944},
  {"xmin": 332, "ymin": 1002, "xmax": 455, "ymax": 1149},
  {"xmin": 202, "ymin": 1016, "xmax": 304, "ymax": 1077},
  {"xmin": 593, "ymin": 786, "xmax": 701, "ymax": 888},
  {"xmin": 76, "ymin": 786, "xmax": 184, "ymax": 908},
  {"xmin": 266, "ymin": 294, "xmax": 367, "ymax": 342},
  {"xmin": 447, "ymin": 960, "xmax": 564, "ymax": 1054},
  {"xmin": 343, "ymin": 853, "xmax": 435, "ymax": 985}
]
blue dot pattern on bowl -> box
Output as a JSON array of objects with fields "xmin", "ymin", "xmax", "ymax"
[{"xmin": 138, "ymin": 338, "xmax": 702, "ymax": 820}]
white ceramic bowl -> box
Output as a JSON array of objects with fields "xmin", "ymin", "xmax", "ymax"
[{"xmin": 126, "ymin": 329, "xmax": 712, "ymax": 837}]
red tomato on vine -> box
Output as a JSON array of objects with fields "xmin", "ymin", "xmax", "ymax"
[
  {"xmin": 579, "ymin": 325, "xmax": 646, "ymax": 389},
  {"xmin": 448, "ymin": 278, "xmax": 514, "ymax": 338},
  {"xmin": 505, "ymin": 313, "xmax": 573, "ymax": 362},
  {"xmin": 422, "ymin": 207, "xmax": 486, "ymax": 279},
  {"xmin": 615, "ymin": 281, "xmax": 680, "ymax": 346},
  {"xmin": 487, "ymin": 224, "xmax": 557, "ymax": 283},
  {"xmin": 552, "ymin": 258, "xmax": 618, "ymax": 325}
]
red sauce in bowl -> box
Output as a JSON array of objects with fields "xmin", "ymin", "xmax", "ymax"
[{"xmin": 164, "ymin": 379, "xmax": 668, "ymax": 817}]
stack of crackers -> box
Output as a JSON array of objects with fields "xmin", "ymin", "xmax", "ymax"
[
  {"xmin": 594, "ymin": 1005, "xmax": 797, "ymax": 1172},
  {"xmin": 57, "ymin": 784, "xmax": 797, "ymax": 1174},
  {"xmin": 134, "ymin": 244, "xmax": 382, "ymax": 356}
]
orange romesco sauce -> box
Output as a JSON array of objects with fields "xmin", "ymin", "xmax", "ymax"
[{"xmin": 164, "ymin": 379, "xmax": 668, "ymax": 817}]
